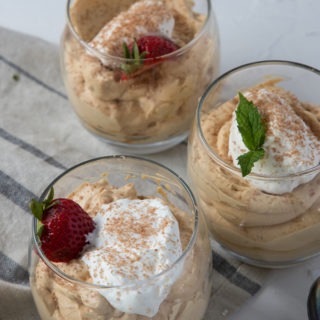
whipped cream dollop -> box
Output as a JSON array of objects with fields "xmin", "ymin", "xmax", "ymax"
[
  {"xmin": 81, "ymin": 198, "xmax": 183, "ymax": 317},
  {"xmin": 89, "ymin": 0, "xmax": 174, "ymax": 59},
  {"xmin": 229, "ymin": 87, "xmax": 320, "ymax": 194}
]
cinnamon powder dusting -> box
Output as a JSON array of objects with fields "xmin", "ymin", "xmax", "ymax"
[{"xmin": 82, "ymin": 198, "xmax": 182, "ymax": 282}]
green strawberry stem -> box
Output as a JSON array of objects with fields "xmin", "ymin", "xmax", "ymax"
[
  {"xmin": 120, "ymin": 40, "xmax": 147, "ymax": 75},
  {"xmin": 29, "ymin": 187, "xmax": 55, "ymax": 237}
]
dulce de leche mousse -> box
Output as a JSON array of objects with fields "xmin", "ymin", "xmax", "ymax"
[
  {"xmin": 30, "ymin": 179, "xmax": 212, "ymax": 319},
  {"xmin": 188, "ymin": 80, "xmax": 320, "ymax": 264},
  {"xmin": 61, "ymin": 0, "xmax": 219, "ymax": 146}
]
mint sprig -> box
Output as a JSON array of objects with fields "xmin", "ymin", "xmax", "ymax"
[{"xmin": 236, "ymin": 92, "xmax": 266, "ymax": 177}]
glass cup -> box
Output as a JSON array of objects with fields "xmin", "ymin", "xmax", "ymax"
[
  {"xmin": 29, "ymin": 156, "xmax": 212, "ymax": 319},
  {"xmin": 187, "ymin": 60, "xmax": 320, "ymax": 268},
  {"xmin": 60, "ymin": 0, "xmax": 220, "ymax": 154}
]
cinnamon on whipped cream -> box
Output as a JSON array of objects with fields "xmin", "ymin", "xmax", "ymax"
[
  {"xmin": 81, "ymin": 198, "xmax": 183, "ymax": 317},
  {"xmin": 89, "ymin": 0, "xmax": 175, "ymax": 58},
  {"xmin": 188, "ymin": 79, "xmax": 320, "ymax": 264},
  {"xmin": 229, "ymin": 87, "xmax": 320, "ymax": 194}
]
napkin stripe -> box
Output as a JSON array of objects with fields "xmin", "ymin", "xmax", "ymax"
[
  {"xmin": 0, "ymin": 170, "xmax": 37, "ymax": 213},
  {"xmin": 212, "ymin": 251, "xmax": 261, "ymax": 295},
  {"xmin": 0, "ymin": 54, "xmax": 67, "ymax": 100},
  {"xmin": 0, "ymin": 252, "xmax": 29, "ymax": 285},
  {"xmin": 0, "ymin": 128, "xmax": 66, "ymax": 170}
]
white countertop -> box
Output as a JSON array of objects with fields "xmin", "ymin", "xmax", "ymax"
[{"xmin": 1, "ymin": 0, "xmax": 320, "ymax": 319}]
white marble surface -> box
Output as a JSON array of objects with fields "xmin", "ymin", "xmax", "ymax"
[{"xmin": 1, "ymin": 0, "xmax": 320, "ymax": 319}]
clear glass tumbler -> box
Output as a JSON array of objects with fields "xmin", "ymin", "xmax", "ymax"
[
  {"xmin": 188, "ymin": 61, "xmax": 320, "ymax": 268},
  {"xmin": 29, "ymin": 156, "xmax": 212, "ymax": 319},
  {"xmin": 60, "ymin": 0, "xmax": 220, "ymax": 154}
]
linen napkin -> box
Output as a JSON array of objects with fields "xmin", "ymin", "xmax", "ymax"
[{"xmin": 0, "ymin": 26, "xmax": 268, "ymax": 320}]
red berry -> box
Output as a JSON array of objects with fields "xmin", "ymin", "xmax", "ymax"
[
  {"xmin": 119, "ymin": 35, "xmax": 180, "ymax": 80},
  {"xmin": 136, "ymin": 35, "xmax": 180, "ymax": 64},
  {"xmin": 30, "ymin": 192, "xmax": 95, "ymax": 263}
]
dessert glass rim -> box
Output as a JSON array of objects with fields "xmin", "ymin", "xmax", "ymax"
[
  {"xmin": 196, "ymin": 59, "xmax": 320, "ymax": 181},
  {"xmin": 65, "ymin": 0, "xmax": 213, "ymax": 63},
  {"xmin": 31, "ymin": 155, "xmax": 199, "ymax": 289}
]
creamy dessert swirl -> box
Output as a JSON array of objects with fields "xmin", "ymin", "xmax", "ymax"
[
  {"xmin": 62, "ymin": 0, "xmax": 219, "ymax": 145},
  {"xmin": 82, "ymin": 198, "xmax": 183, "ymax": 317},
  {"xmin": 31, "ymin": 178, "xmax": 213, "ymax": 319},
  {"xmin": 188, "ymin": 79, "xmax": 320, "ymax": 263},
  {"xmin": 89, "ymin": 0, "xmax": 175, "ymax": 59},
  {"xmin": 229, "ymin": 86, "xmax": 320, "ymax": 194}
]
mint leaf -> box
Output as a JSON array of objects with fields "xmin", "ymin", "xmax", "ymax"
[
  {"xmin": 237, "ymin": 149, "xmax": 265, "ymax": 177},
  {"xmin": 236, "ymin": 92, "xmax": 266, "ymax": 176},
  {"xmin": 236, "ymin": 92, "xmax": 265, "ymax": 150}
]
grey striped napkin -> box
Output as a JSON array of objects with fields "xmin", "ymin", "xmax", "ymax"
[{"xmin": 0, "ymin": 26, "xmax": 268, "ymax": 320}]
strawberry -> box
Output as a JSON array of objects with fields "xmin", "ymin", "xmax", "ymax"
[
  {"xmin": 136, "ymin": 35, "xmax": 180, "ymax": 64},
  {"xmin": 120, "ymin": 35, "xmax": 179, "ymax": 80},
  {"xmin": 30, "ymin": 187, "xmax": 95, "ymax": 263}
]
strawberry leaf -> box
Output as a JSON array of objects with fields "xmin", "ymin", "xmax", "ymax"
[
  {"xmin": 29, "ymin": 187, "xmax": 55, "ymax": 221},
  {"xmin": 120, "ymin": 39, "xmax": 147, "ymax": 76},
  {"xmin": 122, "ymin": 42, "xmax": 130, "ymax": 59},
  {"xmin": 37, "ymin": 221, "xmax": 44, "ymax": 238},
  {"xmin": 43, "ymin": 187, "xmax": 54, "ymax": 207},
  {"xmin": 29, "ymin": 199, "xmax": 44, "ymax": 220},
  {"xmin": 133, "ymin": 40, "xmax": 140, "ymax": 60}
]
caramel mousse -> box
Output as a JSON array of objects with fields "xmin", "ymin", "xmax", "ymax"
[
  {"xmin": 30, "ymin": 179, "xmax": 212, "ymax": 319},
  {"xmin": 188, "ymin": 81, "xmax": 320, "ymax": 263},
  {"xmin": 61, "ymin": 0, "xmax": 219, "ymax": 145}
]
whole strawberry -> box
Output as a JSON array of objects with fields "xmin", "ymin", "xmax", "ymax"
[
  {"xmin": 120, "ymin": 35, "xmax": 179, "ymax": 79},
  {"xmin": 30, "ymin": 188, "xmax": 95, "ymax": 263}
]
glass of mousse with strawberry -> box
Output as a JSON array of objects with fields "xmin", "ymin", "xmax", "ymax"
[
  {"xmin": 188, "ymin": 61, "xmax": 320, "ymax": 268},
  {"xmin": 60, "ymin": 0, "xmax": 220, "ymax": 153},
  {"xmin": 28, "ymin": 156, "xmax": 213, "ymax": 319}
]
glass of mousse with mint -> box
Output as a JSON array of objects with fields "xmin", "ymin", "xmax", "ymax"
[{"xmin": 188, "ymin": 60, "xmax": 320, "ymax": 268}]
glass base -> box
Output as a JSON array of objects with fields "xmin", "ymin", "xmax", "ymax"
[
  {"xmin": 84, "ymin": 124, "xmax": 189, "ymax": 154},
  {"xmin": 210, "ymin": 238, "xmax": 320, "ymax": 269}
]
